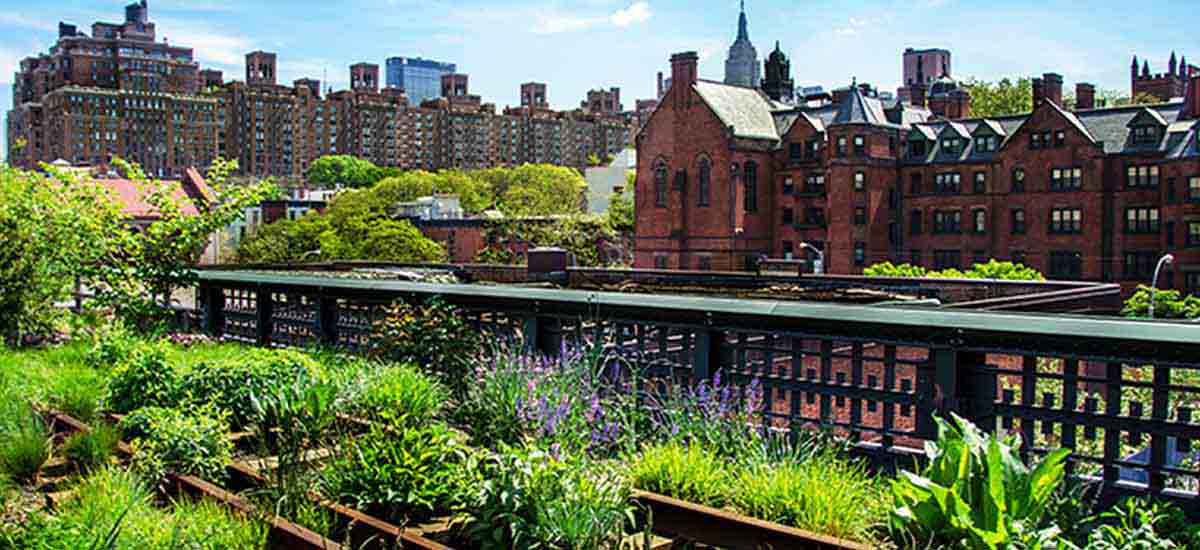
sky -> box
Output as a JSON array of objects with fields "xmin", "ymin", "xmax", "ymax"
[{"xmin": 1, "ymin": 0, "xmax": 1198, "ymax": 158}]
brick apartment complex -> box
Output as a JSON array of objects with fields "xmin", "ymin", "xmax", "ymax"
[
  {"xmin": 636, "ymin": 49, "xmax": 1200, "ymax": 295},
  {"xmin": 7, "ymin": 2, "xmax": 635, "ymax": 179}
]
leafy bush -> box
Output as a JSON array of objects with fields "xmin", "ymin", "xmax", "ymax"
[
  {"xmin": 864, "ymin": 260, "xmax": 1045, "ymax": 281},
  {"xmin": 629, "ymin": 442, "xmax": 730, "ymax": 507},
  {"xmin": 371, "ymin": 297, "xmax": 479, "ymax": 395},
  {"xmin": 0, "ymin": 403, "xmax": 51, "ymax": 482},
  {"xmin": 129, "ymin": 405, "xmax": 232, "ymax": 482},
  {"xmin": 116, "ymin": 406, "xmax": 173, "ymax": 440},
  {"xmin": 349, "ymin": 363, "xmax": 447, "ymax": 426},
  {"xmin": 250, "ymin": 376, "xmax": 340, "ymax": 522},
  {"xmin": 48, "ymin": 376, "xmax": 103, "ymax": 424},
  {"xmin": 732, "ymin": 453, "xmax": 885, "ymax": 543},
  {"xmin": 1083, "ymin": 497, "xmax": 1178, "ymax": 549},
  {"xmin": 1, "ymin": 466, "xmax": 266, "ymax": 549},
  {"xmin": 62, "ymin": 424, "xmax": 121, "ymax": 473},
  {"xmin": 103, "ymin": 341, "xmax": 177, "ymax": 414},
  {"xmin": 177, "ymin": 348, "xmax": 320, "ymax": 428},
  {"xmin": 457, "ymin": 445, "xmax": 631, "ymax": 550},
  {"xmin": 890, "ymin": 413, "xmax": 1069, "ymax": 549},
  {"xmin": 84, "ymin": 323, "xmax": 140, "ymax": 369},
  {"xmin": 322, "ymin": 422, "xmax": 469, "ymax": 523},
  {"xmin": 1121, "ymin": 285, "xmax": 1200, "ymax": 319}
]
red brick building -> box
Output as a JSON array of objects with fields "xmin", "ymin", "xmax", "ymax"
[
  {"xmin": 636, "ymin": 51, "xmax": 1200, "ymax": 294},
  {"xmin": 1132, "ymin": 52, "xmax": 1197, "ymax": 102}
]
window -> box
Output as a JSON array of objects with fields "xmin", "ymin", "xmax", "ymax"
[
  {"xmin": 1190, "ymin": 222, "xmax": 1200, "ymax": 246},
  {"xmin": 1048, "ymin": 251, "xmax": 1083, "ymax": 279},
  {"xmin": 972, "ymin": 250, "xmax": 987, "ymax": 266},
  {"xmin": 1125, "ymin": 207, "xmax": 1160, "ymax": 234},
  {"xmin": 654, "ymin": 255, "xmax": 668, "ymax": 269},
  {"xmin": 1167, "ymin": 221, "xmax": 1176, "ymax": 248},
  {"xmin": 941, "ymin": 137, "xmax": 963, "ymax": 155},
  {"xmin": 1050, "ymin": 208, "xmax": 1083, "ymax": 234},
  {"xmin": 1123, "ymin": 251, "xmax": 1159, "ymax": 280},
  {"xmin": 1167, "ymin": 177, "xmax": 1177, "ymax": 203},
  {"xmin": 1054, "ymin": 130, "xmax": 1066, "ymax": 147},
  {"xmin": 910, "ymin": 173, "xmax": 923, "ymax": 194},
  {"xmin": 654, "ymin": 162, "xmax": 667, "ymax": 207},
  {"xmin": 974, "ymin": 172, "xmax": 987, "ymax": 194},
  {"xmin": 933, "ymin": 210, "xmax": 962, "ymax": 234},
  {"xmin": 973, "ymin": 135, "xmax": 998, "ymax": 153},
  {"xmin": 789, "ymin": 142, "xmax": 804, "ymax": 159},
  {"xmin": 836, "ymin": 136, "xmax": 847, "ymax": 157},
  {"xmin": 782, "ymin": 241, "xmax": 794, "ymax": 258},
  {"xmin": 743, "ymin": 161, "xmax": 758, "ymax": 213},
  {"xmin": 973, "ymin": 209, "xmax": 987, "ymax": 234},
  {"xmin": 782, "ymin": 176, "xmax": 794, "ymax": 195},
  {"xmin": 1011, "ymin": 250, "xmax": 1027, "ymax": 266},
  {"xmin": 909, "ymin": 140, "xmax": 927, "ymax": 158},
  {"xmin": 803, "ymin": 207, "xmax": 826, "ymax": 227},
  {"xmin": 934, "ymin": 172, "xmax": 961, "ymax": 194},
  {"xmin": 1126, "ymin": 165, "xmax": 1160, "ymax": 188},
  {"xmin": 854, "ymin": 172, "xmax": 865, "ymax": 191},
  {"xmin": 782, "ymin": 207, "xmax": 794, "ymax": 225},
  {"xmin": 933, "ymin": 250, "xmax": 962, "ymax": 270},
  {"xmin": 1011, "ymin": 209, "xmax": 1026, "ymax": 234},
  {"xmin": 1188, "ymin": 272, "xmax": 1200, "ymax": 295},
  {"xmin": 1131, "ymin": 125, "xmax": 1160, "ymax": 145},
  {"xmin": 697, "ymin": 158, "xmax": 711, "ymax": 207},
  {"xmin": 804, "ymin": 173, "xmax": 826, "ymax": 194},
  {"xmin": 1050, "ymin": 167, "xmax": 1082, "ymax": 191},
  {"xmin": 807, "ymin": 140, "xmax": 820, "ymax": 159},
  {"xmin": 854, "ymin": 206, "xmax": 867, "ymax": 225},
  {"xmin": 1012, "ymin": 168, "xmax": 1026, "ymax": 193},
  {"xmin": 853, "ymin": 135, "xmax": 865, "ymax": 155},
  {"xmin": 1031, "ymin": 132, "xmax": 1042, "ymax": 149},
  {"xmin": 854, "ymin": 242, "xmax": 866, "ymax": 266},
  {"xmin": 910, "ymin": 210, "xmax": 923, "ymax": 234},
  {"xmin": 1189, "ymin": 177, "xmax": 1200, "ymax": 201}
]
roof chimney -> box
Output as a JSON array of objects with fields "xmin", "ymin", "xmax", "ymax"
[
  {"xmin": 1075, "ymin": 82, "xmax": 1095, "ymax": 110},
  {"xmin": 1032, "ymin": 77, "xmax": 1045, "ymax": 107},
  {"xmin": 1042, "ymin": 73, "xmax": 1063, "ymax": 107},
  {"xmin": 1183, "ymin": 73, "xmax": 1200, "ymax": 120},
  {"xmin": 670, "ymin": 51, "xmax": 698, "ymax": 90}
]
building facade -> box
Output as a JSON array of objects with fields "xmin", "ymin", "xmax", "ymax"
[
  {"xmin": 1132, "ymin": 52, "xmax": 1197, "ymax": 102},
  {"xmin": 636, "ymin": 51, "xmax": 1200, "ymax": 296},
  {"xmin": 723, "ymin": 1, "xmax": 760, "ymax": 88},
  {"xmin": 898, "ymin": 48, "xmax": 951, "ymax": 104},
  {"xmin": 384, "ymin": 57, "xmax": 456, "ymax": 104}
]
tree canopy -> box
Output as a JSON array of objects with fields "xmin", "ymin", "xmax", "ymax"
[
  {"xmin": 961, "ymin": 78, "xmax": 1033, "ymax": 118},
  {"xmin": 304, "ymin": 155, "xmax": 397, "ymax": 189}
]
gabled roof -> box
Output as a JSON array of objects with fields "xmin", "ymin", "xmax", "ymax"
[
  {"xmin": 1046, "ymin": 100, "xmax": 1098, "ymax": 144},
  {"xmin": 939, "ymin": 121, "xmax": 970, "ymax": 139},
  {"xmin": 908, "ymin": 125, "xmax": 937, "ymax": 141},
  {"xmin": 1074, "ymin": 102, "xmax": 1183, "ymax": 153},
  {"xmin": 1126, "ymin": 107, "xmax": 1168, "ymax": 128},
  {"xmin": 972, "ymin": 119, "xmax": 1006, "ymax": 137},
  {"xmin": 692, "ymin": 80, "xmax": 780, "ymax": 142},
  {"xmin": 832, "ymin": 86, "xmax": 890, "ymax": 127}
]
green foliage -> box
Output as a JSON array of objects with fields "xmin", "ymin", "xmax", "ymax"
[
  {"xmin": 1, "ymin": 466, "xmax": 266, "ymax": 549},
  {"xmin": 304, "ymin": 155, "xmax": 385, "ymax": 189},
  {"xmin": 606, "ymin": 183, "xmax": 634, "ymax": 232},
  {"xmin": 84, "ymin": 322, "xmax": 141, "ymax": 370},
  {"xmin": 629, "ymin": 442, "xmax": 730, "ymax": 507},
  {"xmin": 319, "ymin": 217, "xmax": 446, "ymax": 263},
  {"xmin": 864, "ymin": 259, "xmax": 1045, "ymax": 281},
  {"xmin": 0, "ymin": 403, "xmax": 50, "ymax": 482},
  {"xmin": 371, "ymin": 297, "xmax": 479, "ymax": 396},
  {"xmin": 177, "ymin": 348, "xmax": 321, "ymax": 428},
  {"xmin": 62, "ymin": 424, "xmax": 120, "ymax": 472},
  {"xmin": 495, "ymin": 164, "xmax": 586, "ymax": 217},
  {"xmin": 104, "ymin": 341, "xmax": 177, "ymax": 414},
  {"xmin": 456, "ymin": 445, "xmax": 632, "ymax": 550},
  {"xmin": 890, "ymin": 413, "xmax": 1070, "ymax": 550},
  {"xmin": 116, "ymin": 406, "xmax": 173, "ymax": 441},
  {"xmin": 962, "ymin": 77, "xmax": 1034, "ymax": 117},
  {"xmin": 48, "ymin": 375, "xmax": 103, "ymax": 424},
  {"xmin": 475, "ymin": 215, "xmax": 618, "ymax": 267},
  {"xmin": 349, "ymin": 363, "xmax": 447, "ymax": 427},
  {"xmin": 1083, "ymin": 497, "xmax": 1178, "ymax": 549},
  {"xmin": 231, "ymin": 214, "xmax": 330, "ymax": 264},
  {"xmin": 129, "ymin": 404, "xmax": 232, "ymax": 482},
  {"xmin": 322, "ymin": 422, "xmax": 469, "ymax": 524},
  {"xmin": 1122, "ymin": 285, "xmax": 1200, "ymax": 319}
]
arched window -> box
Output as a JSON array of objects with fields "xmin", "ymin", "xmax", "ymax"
[
  {"xmin": 743, "ymin": 160, "xmax": 758, "ymax": 213},
  {"xmin": 654, "ymin": 161, "xmax": 668, "ymax": 207},
  {"xmin": 697, "ymin": 156, "xmax": 711, "ymax": 207}
]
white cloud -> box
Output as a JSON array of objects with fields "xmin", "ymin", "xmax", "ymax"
[
  {"xmin": 0, "ymin": 47, "xmax": 22, "ymax": 85},
  {"xmin": 534, "ymin": 1, "xmax": 653, "ymax": 34},
  {"xmin": 0, "ymin": 13, "xmax": 56, "ymax": 32},
  {"xmin": 834, "ymin": 17, "xmax": 868, "ymax": 37},
  {"xmin": 154, "ymin": 18, "xmax": 254, "ymax": 69}
]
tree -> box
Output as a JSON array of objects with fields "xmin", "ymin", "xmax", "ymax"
[
  {"xmin": 497, "ymin": 164, "xmax": 587, "ymax": 217},
  {"xmin": 961, "ymin": 77, "xmax": 1033, "ymax": 117},
  {"xmin": 304, "ymin": 155, "xmax": 382, "ymax": 188},
  {"xmin": 605, "ymin": 175, "xmax": 634, "ymax": 232}
]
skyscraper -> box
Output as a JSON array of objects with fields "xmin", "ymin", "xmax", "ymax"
[
  {"xmin": 724, "ymin": 1, "xmax": 760, "ymax": 88},
  {"xmin": 385, "ymin": 57, "xmax": 456, "ymax": 104}
]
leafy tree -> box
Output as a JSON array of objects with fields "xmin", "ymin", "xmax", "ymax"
[
  {"xmin": 961, "ymin": 77, "xmax": 1033, "ymax": 117},
  {"xmin": 304, "ymin": 155, "xmax": 382, "ymax": 188},
  {"xmin": 475, "ymin": 215, "xmax": 616, "ymax": 267},
  {"xmin": 233, "ymin": 214, "xmax": 330, "ymax": 264},
  {"xmin": 1121, "ymin": 285, "xmax": 1200, "ymax": 320},
  {"xmin": 606, "ymin": 183, "xmax": 634, "ymax": 232},
  {"xmin": 497, "ymin": 164, "xmax": 587, "ymax": 217}
]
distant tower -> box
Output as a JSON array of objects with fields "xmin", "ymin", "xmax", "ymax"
[
  {"xmin": 1169, "ymin": 51, "xmax": 1177, "ymax": 76},
  {"xmin": 761, "ymin": 42, "xmax": 794, "ymax": 103},
  {"xmin": 350, "ymin": 63, "xmax": 379, "ymax": 93},
  {"xmin": 723, "ymin": 1, "xmax": 760, "ymax": 87},
  {"xmin": 246, "ymin": 51, "xmax": 277, "ymax": 87},
  {"xmin": 521, "ymin": 82, "xmax": 548, "ymax": 109}
]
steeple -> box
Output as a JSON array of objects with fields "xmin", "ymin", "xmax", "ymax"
[
  {"xmin": 724, "ymin": 0, "xmax": 760, "ymax": 87},
  {"xmin": 1181, "ymin": 56, "xmax": 1188, "ymax": 77},
  {"xmin": 1142, "ymin": 60, "xmax": 1150, "ymax": 77},
  {"xmin": 762, "ymin": 40, "xmax": 793, "ymax": 103},
  {"xmin": 737, "ymin": 0, "xmax": 749, "ymax": 41},
  {"xmin": 1170, "ymin": 51, "xmax": 1178, "ymax": 75}
]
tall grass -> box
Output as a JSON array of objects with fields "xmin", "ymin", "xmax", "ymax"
[
  {"xmin": 0, "ymin": 402, "xmax": 51, "ymax": 482},
  {"xmin": 629, "ymin": 442, "xmax": 730, "ymax": 507},
  {"xmin": 346, "ymin": 363, "xmax": 447, "ymax": 426},
  {"xmin": 62, "ymin": 423, "xmax": 121, "ymax": 472}
]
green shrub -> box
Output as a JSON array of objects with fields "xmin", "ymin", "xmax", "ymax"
[
  {"xmin": 323, "ymin": 422, "xmax": 469, "ymax": 523},
  {"xmin": 84, "ymin": 323, "xmax": 140, "ymax": 370},
  {"xmin": 457, "ymin": 445, "xmax": 631, "ymax": 550},
  {"xmin": 104, "ymin": 341, "xmax": 177, "ymax": 414},
  {"xmin": 629, "ymin": 442, "xmax": 729, "ymax": 507},
  {"xmin": 1, "ymin": 465, "xmax": 266, "ymax": 549},
  {"xmin": 350, "ymin": 363, "xmax": 447, "ymax": 427},
  {"xmin": 1084, "ymin": 497, "xmax": 1178, "ymax": 549},
  {"xmin": 62, "ymin": 424, "xmax": 120, "ymax": 472},
  {"xmin": 0, "ymin": 404, "xmax": 50, "ymax": 482},
  {"xmin": 864, "ymin": 260, "xmax": 1045, "ymax": 281},
  {"xmin": 370, "ymin": 297, "xmax": 480, "ymax": 395},
  {"xmin": 890, "ymin": 413, "xmax": 1069, "ymax": 549},
  {"xmin": 177, "ymin": 348, "xmax": 320, "ymax": 428},
  {"xmin": 130, "ymin": 405, "xmax": 232, "ymax": 482},
  {"xmin": 731, "ymin": 453, "xmax": 884, "ymax": 543},
  {"xmin": 1122, "ymin": 285, "xmax": 1200, "ymax": 319},
  {"xmin": 116, "ymin": 406, "xmax": 173, "ymax": 440}
]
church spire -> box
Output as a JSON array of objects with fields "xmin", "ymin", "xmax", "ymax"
[{"xmin": 737, "ymin": 0, "xmax": 749, "ymax": 42}]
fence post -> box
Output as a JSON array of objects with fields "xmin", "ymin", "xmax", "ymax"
[
  {"xmin": 524, "ymin": 309, "xmax": 562, "ymax": 358},
  {"xmin": 201, "ymin": 282, "xmax": 223, "ymax": 337},
  {"xmin": 315, "ymin": 291, "xmax": 338, "ymax": 347},
  {"xmin": 256, "ymin": 286, "xmax": 273, "ymax": 347},
  {"xmin": 932, "ymin": 347, "xmax": 995, "ymax": 432},
  {"xmin": 693, "ymin": 327, "xmax": 723, "ymax": 383}
]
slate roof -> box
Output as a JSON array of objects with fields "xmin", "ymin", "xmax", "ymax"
[
  {"xmin": 832, "ymin": 86, "xmax": 892, "ymax": 127},
  {"xmin": 1073, "ymin": 102, "xmax": 1184, "ymax": 154},
  {"xmin": 692, "ymin": 80, "xmax": 780, "ymax": 141}
]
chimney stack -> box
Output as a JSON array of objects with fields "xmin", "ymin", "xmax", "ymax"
[
  {"xmin": 1032, "ymin": 77, "xmax": 1045, "ymax": 107},
  {"xmin": 1183, "ymin": 73, "xmax": 1200, "ymax": 120},
  {"xmin": 670, "ymin": 52, "xmax": 698, "ymax": 89},
  {"xmin": 1075, "ymin": 83, "xmax": 1095, "ymax": 110},
  {"xmin": 1043, "ymin": 73, "xmax": 1063, "ymax": 107}
]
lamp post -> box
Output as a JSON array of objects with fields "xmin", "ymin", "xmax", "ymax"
[
  {"xmin": 1149, "ymin": 253, "xmax": 1174, "ymax": 320},
  {"xmin": 801, "ymin": 242, "xmax": 824, "ymax": 275}
]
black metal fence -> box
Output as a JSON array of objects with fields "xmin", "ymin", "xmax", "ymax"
[{"xmin": 195, "ymin": 270, "xmax": 1200, "ymax": 515}]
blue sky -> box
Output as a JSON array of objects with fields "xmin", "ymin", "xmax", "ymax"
[{"xmin": 2, "ymin": 0, "xmax": 1198, "ymax": 156}]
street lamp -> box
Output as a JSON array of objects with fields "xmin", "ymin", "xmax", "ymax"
[
  {"xmin": 800, "ymin": 242, "xmax": 824, "ymax": 275},
  {"xmin": 1149, "ymin": 253, "xmax": 1174, "ymax": 320}
]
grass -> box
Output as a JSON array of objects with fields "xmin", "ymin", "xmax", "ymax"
[
  {"xmin": 0, "ymin": 402, "xmax": 51, "ymax": 483},
  {"xmin": 1, "ymin": 466, "xmax": 267, "ymax": 549},
  {"xmin": 629, "ymin": 442, "xmax": 730, "ymax": 508},
  {"xmin": 62, "ymin": 423, "xmax": 121, "ymax": 472},
  {"xmin": 348, "ymin": 363, "xmax": 448, "ymax": 426}
]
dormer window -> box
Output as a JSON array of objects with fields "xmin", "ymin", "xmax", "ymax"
[
  {"xmin": 941, "ymin": 137, "xmax": 962, "ymax": 155},
  {"xmin": 1131, "ymin": 125, "xmax": 1159, "ymax": 145},
  {"xmin": 909, "ymin": 140, "xmax": 927, "ymax": 158},
  {"xmin": 973, "ymin": 135, "xmax": 998, "ymax": 153}
]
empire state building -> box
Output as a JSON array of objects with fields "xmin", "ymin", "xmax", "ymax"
[{"xmin": 724, "ymin": 1, "xmax": 760, "ymax": 87}]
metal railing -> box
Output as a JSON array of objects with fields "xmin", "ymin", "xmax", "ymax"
[{"xmin": 194, "ymin": 270, "xmax": 1200, "ymax": 515}]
